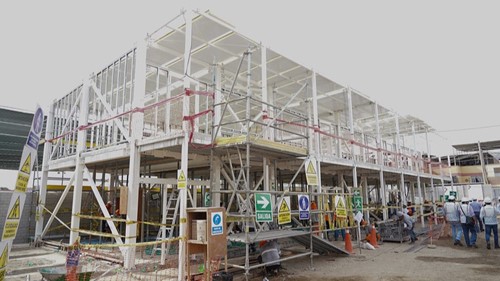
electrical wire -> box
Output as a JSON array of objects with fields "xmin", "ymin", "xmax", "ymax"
[{"xmin": 436, "ymin": 124, "xmax": 500, "ymax": 133}]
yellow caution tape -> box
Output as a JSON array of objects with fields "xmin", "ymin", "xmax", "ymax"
[
  {"xmin": 78, "ymin": 236, "xmax": 185, "ymax": 249},
  {"xmin": 74, "ymin": 213, "xmax": 178, "ymax": 227}
]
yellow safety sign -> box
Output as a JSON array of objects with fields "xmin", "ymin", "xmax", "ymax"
[
  {"xmin": 0, "ymin": 246, "xmax": 7, "ymax": 268},
  {"xmin": 305, "ymin": 159, "xmax": 318, "ymax": 186},
  {"xmin": 335, "ymin": 196, "xmax": 347, "ymax": 218},
  {"xmin": 177, "ymin": 170, "xmax": 186, "ymax": 189},
  {"xmin": 278, "ymin": 197, "xmax": 291, "ymax": 225},
  {"xmin": 15, "ymin": 172, "xmax": 30, "ymax": 193},
  {"xmin": 20, "ymin": 153, "xmax": 31, "ymax": 174},
  {"xmin": 279, "ymin": 199, "xmax": 290, "ymax": 212},
  {"xmin": 307, "ymin": 162, "xmax": 316, "ymax": 174},
  {"xmin": 2, "ymin": 220, "xmax": 19, "ymax": 240},
  {"xmin": 7, "ymin": 197, "xmax": 20, "ymax": 219}
]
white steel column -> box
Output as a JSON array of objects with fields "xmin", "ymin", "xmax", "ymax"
[
  {"xmin": 211, "ymin": 157, "xmax": 221, "ymax": 207},
  {"xmin": 347, "ymin": 87, "xmax": 357, "ymax": 189},
  {"xmin": 213, "ymin": 65, "xmax": 222, "ymax": 139},
  {"xmin": 70, "ymin": 79, "xmax": 90, "ymax": 244},
  {"xmin": 374, "ymin": 102, "xmax": 387, "ymax": 220},
  {"xmin": 35, "ymin": 103, "xmax": 55, "ymax": 241},
  {"xmin": 312, "ymin": 72, "xmax": 322, "ymax": 194},
  {"xmin": 261, "ymin": 45, "xmax": 270, "ymax": 140},
  {"xmin": 411, "ymin": 122, "xmax": 423, "ymax": 226},
  {"xmin": 178, "ymin": 10, "xmax": 192, "ymax": 281},
  {"xmin": 395, "ymin": 116, "xmax": 406, "ymax": 208},
  {"xmin": 124, "ymin": 39, "xmax": 146, "ymax": 269},
  {"xmin": 194, "ymin": 83, "xmax": 200, "ymax": 132},
  {"xmin": 165, "ymin": 74, "xmax": 172, "ymax": 132},
  {"xmin": 425, "ymin": 129, "xmax": 435, "ymax": 226}
]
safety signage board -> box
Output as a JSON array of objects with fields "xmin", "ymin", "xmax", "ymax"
[
  {"xmin": 211, "ymin": 211, "xmax": 223, "ymax": 235},
  {"xmin": 255, "ymin": 193, "xmax": 272, "ymax": 222},
  {"xmin": 298, "ymin": 194, "xmax": 310, "ymax": 220},
  {"xmin": 352, "ymin": 189, "xmax": 363, "ymax": 213},
  {"xmin": 0, "ymin": 241, "xmax": 7, "ymax": 280},
  {"xmin": 1, "ymin": 105, "xmax": 44, "ymax": 278},
  {"xmin": 14, "ymin": 148, "xmax": 34, "ymax": 193},
  {"xmin": 305, "ymin": 158, "xmax": 318, "ymax": 186},
  {"xmin": 2, "ymin": 193, "xmax": 26, "ymax": 241},
  {"xmin": 335, "ymin": 195, "xmax": 347, "ymax": 218},
  {"xmin": 177, "ymin": 169, "xmax": 187, "ymax": 189},
  {"xmin": 26, "ymin": 106, "xmax": 44, "ymax": 150},
  {"xmin": 278, "ymin": 196, "xmax": 291, "ymax": 225}
]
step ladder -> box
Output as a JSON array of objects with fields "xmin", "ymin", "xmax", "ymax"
[{"xmin": 152, "ymin": 185, "xmax": 180, "ymax": 259}]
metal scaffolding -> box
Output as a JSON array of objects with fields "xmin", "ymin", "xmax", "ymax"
[{"xmin": 34, "ymin": 9, "xmax": 450, "ymax": 280}]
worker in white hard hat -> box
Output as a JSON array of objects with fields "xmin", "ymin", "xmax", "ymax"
[
  {"xmin": 443, "ymin": 195, "xmax": 463, "ymax": 246},
  {"xmin": 470, "ymin": 198, "xmax": 483, "ymax": 232},
  {"xmin": 459, "ymin": 197, "xmax": 478, "ymax": 248},
  {"xmin": 480, "ymin": 197, "xmax": 499, "ymax": 249}
]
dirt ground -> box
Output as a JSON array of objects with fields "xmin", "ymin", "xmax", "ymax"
[{"xmin": 252, "ymin": 233, "xmax": 500, "ymax": 281}]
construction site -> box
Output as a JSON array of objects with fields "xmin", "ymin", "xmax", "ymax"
[{"xmin": 2, "ymin": 8, "xmax": 500, "ymax": 281}]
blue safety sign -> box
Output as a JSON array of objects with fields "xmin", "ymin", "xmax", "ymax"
[{"xmin": 298, "ymin": 195, "xmax": 310, "ymax": 220}]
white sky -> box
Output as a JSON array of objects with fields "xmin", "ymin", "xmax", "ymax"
[{"xmin": 1, "ymin": 0, "xmax": 499, "ymax": 160}]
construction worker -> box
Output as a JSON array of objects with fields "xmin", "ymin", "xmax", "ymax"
[
  {"xmin": 396, "ymin": 211, "xmax": 417, "ymax": 243},
  {"xmin": 470, "ymin": 198, "xmax": 483, "ymax": 232},
  {"xmin": 459, "ymin": 197, "xmax": 477, "ymax": 248},
  {"xmin": 443, "ymin": 195, "xmax": 463, "ymax": 246},
  {"xmin": 258, "ymin": 240, "xmax": 281, "ymax": 275},
  {"xmin": 311, "ymin": 200, "xmax": 319, "ymax": 235},
  {"xmin": 480, "ymin": 197, "xmax": 499, "ymax": 249}
]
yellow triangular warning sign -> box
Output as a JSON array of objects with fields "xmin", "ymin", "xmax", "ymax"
[
  {"xmin": 307, "ymin": 162, "xmax": 316, "ymax": 174},
  {"xmin": 8, "ymin": 198, "xmax": 20, "ymax": 219},
  {"xmin": 20, "ymin": 154, "xmax": 31, "ymax": 174},
  {"xmin": 178, "ymin": 170, "xmax": 186, "ymax": 181},
  {"xmin": 279, "ymin": 199, "xmax": 290, "ymax": 212},
  {"xmin": 337, "ymin": 198, "xmax": 345, "ymax": 209},
  {"xmin": 0, "ymin": 246, "xmax": 7, "ymax": 267}
]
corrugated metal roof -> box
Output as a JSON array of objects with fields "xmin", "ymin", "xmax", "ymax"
[{"xmin": 0, "ymin": 106, "xmax": 44, "ymax": 170}]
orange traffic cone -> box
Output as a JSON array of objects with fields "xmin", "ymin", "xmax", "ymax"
[
  {"xmin": 344, "ymin": 229, "xmax": 354, "ymax": 254},
  {"xmin": 368, "ymin": 224, "xmax": 379, "ymax": 248}
]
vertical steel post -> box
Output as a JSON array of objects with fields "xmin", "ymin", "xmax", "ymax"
[
  {"xmin": 35, "ymin": 103, "xmax": 55, "ymax": 241},
  {"xmin": 374, "ymin": 102, "xmax": 387, "ymax": 220},
  {"xmin": 347, "ymin": 88, "xmax": 358, "ymax": 191},
  {"xmin": 124, "ymin": 39, "xmax": 146, "ymax": 269},
  {"xmin": 178, "ymin": 10, "xmax": 192, "ymax": 281},
  {"xmin": 70, "ymin": 79, "xmax": 90, "ymax": 244}
]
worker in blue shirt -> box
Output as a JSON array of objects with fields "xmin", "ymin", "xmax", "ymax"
[{"xmin": 470, "ymin": 198, "xmax": 483, "ymax": 232}]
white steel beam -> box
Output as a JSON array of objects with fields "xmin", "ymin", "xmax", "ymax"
[
  {"xmin": 124, "ymin": 39, "xmax": 147, "ymax": 269},
  {"xmin": 83, "ymin": 167, "xmax": 125, "ymax": 255},
  {"xmin": 49, "ymin": 89, "xmax": 82, "ymax": 160},
  {"xmin": 40, "ymin": 173, "xmax": 75, "ymax": 238},
  {"xmin": 178, "ymin": 10, "xmax": 192, "ymax": 281},
  {"xmin": 70, "ymin": 79, "xmax": 90, "ymax": 244},
  {"xmin": 35, "ymin": 102, "xmax": 55, "ymax": 241},
  {"xmin": 90, "ymin": 82, "xmax": 131, "ymax": 142}
]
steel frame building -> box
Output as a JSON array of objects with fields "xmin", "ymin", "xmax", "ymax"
[{"xmin": 34, "ymin": 10, "xmax": 450, "ymax": 280}]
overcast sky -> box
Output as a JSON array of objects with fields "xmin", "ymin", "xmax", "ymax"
[{"xmin": 1, "ymin": 0, "xmax": 499, "ymax": 160}]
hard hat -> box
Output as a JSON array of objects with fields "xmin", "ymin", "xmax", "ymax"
[
  {"xmin": 448, "ymin": 195, "xmax": 455, "ymax": 201},
  {"xmin": 484, "ymin": 197, "xmax": 492, "ymax": 204},
  {"xmin": 461, "ymin": 197, "xmax": 469, "ymax": 203},
  {"xmin": 396, "ymin": 211, "xmax": 403, "ymax": 216},
  {"xmin": 472, "ymin": 198, "xmax": 477, "ymax": 201}
]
